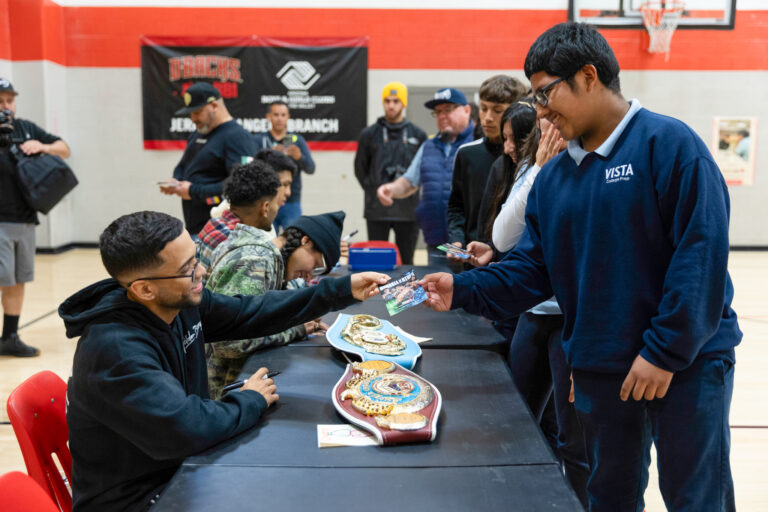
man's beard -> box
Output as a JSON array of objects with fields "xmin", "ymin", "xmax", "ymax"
[{"xmin": 158, "ymin": 289, "xmax": 202, "ymax": 310}]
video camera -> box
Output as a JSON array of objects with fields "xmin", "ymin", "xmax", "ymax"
[{"xmin": 0, "ymin": 108, "xmax": 14, "ymax": 150}]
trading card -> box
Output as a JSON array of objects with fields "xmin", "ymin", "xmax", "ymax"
[
  {"xmin": 436, "ymin": 244, "xmax": 471, "ymax": 259},
  {"xmin": 378, "ymin": 269, "xmax": 427, "ymax": 316}
]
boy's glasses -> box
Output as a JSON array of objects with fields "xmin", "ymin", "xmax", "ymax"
[{"xmin": 534, "ymin": 76, "xmax": 569, "ymax": 107}]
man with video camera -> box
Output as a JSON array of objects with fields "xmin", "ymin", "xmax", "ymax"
[{"xmin": 0, "ymin": 78, "xmax": 70, "ymax": 357}]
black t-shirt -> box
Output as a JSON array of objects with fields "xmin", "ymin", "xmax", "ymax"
[
  {"xmin": 173, "ymin": 120, "xmax": 256, "ymax": 235},
  {"xmin": 0, "ymin": 118, "xmax": 63, "ymax": 224}
]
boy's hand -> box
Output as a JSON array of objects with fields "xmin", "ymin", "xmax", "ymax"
[
  {"xmin": 620, "ymin": 354, "xmax": 674, "ymax": 401},
  {"xmin": 418, "ymin": 272, "xmax": 454, "ymax": 312},
  {"xmin": 350, "ymin": 272, "xmax": 390, "ymax": 300}
]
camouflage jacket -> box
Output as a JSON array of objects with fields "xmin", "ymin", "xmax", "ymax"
[
  {"xmin": 205, "ymin": 224, "xmax": 308, "ymax": 398},
  {"xmin": 206, "ymin": 224, "xmax": 307, "ymax": 358}
]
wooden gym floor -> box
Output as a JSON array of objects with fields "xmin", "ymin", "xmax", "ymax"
[{"xmin": 1, "ymin": 249, "xmax": 766, "ymax": 510}]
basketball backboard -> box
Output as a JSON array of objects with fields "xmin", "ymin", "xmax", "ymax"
[{"xmin": 569, "ymin": 0, "xmax": 736, "ymax": 29}]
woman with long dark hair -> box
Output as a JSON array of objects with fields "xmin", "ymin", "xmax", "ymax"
[{"xmin": 475, "ymin": 99, "xmax": 538, "ymax": 247}]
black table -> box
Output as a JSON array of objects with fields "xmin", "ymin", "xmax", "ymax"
[
  {"xmin": 155, "ymin": 347, "xmax": 583, "ymax": 511},
  {"xmin": 156, "ymin": 465, "xmax": 580, "ymax": 512},
  {"xmin": 301, "ymin": 265, "xmax": 507, "ymax": 350}
]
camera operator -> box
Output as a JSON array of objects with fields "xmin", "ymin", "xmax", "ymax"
[{"xmin": 0, "ymin": 78, "xmax": 70, "ymax": 357}]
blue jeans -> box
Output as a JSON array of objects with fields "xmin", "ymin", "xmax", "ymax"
[
  {"xmin": 274, "ymin": 201, "xmax": 302, "ymax": 234},
  {"xmin": 572, "ymin": 356, "xmax": 735, "ymax": 512}
]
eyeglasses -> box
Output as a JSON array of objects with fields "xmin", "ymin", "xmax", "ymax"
[
  {"xmin": 127, "ymin": 260, "xmax": 200, "ymax": 287},
  {"xmin": 431, "ymin": 104, "xmax": 460, "ymax": 118},
  {"xmin": 311, "ymin": 254, "xmax": 328, "ymax": 276},
  {"xmin": 534, "ymin": 76, "xmax": 570, "ymax": 107}
]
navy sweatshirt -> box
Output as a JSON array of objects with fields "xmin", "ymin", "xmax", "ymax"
[
  {"xmin": 254, "ymin": 131, "xmax": 315, "ymax": 204},
  {"xmin": 453, "ymin": 107, "xmax": 741, "ymax": 373},
  {"xmin": 59, "ymin": 277, "xmax": 356, "ymax": 511}
]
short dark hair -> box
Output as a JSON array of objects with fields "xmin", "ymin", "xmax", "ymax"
[
  {"xmin": 268, "ymin": 101, "xmax": 289, "ymax": 113},
  {"xmin": 524, "ymin": 22, "xmax": 621, "ymax": 94},
  {"xmin": 254, "ymin": 148, "xmax": 298, "ymax": 176},
  {"xmin": 478, "ymin": 75, "xmax": 528, "ymax": 104},
  {"xmin": 224, "ymin": 160, "xmax": 281, "ymax": 207},
  {"xmin": 99, "ymin": 211, "xmax": 184, "ymax": 281}
]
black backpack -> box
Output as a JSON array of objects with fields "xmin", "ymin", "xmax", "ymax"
[
  {"xmin": 11, "ymin": 146, "xmax": 78, "ymax": 214},
  {"xmin": 374, "ymin": 126, "xmax": 420, "ymax": 185}
]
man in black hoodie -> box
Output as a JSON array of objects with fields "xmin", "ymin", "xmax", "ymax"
[
  {"xmin": 354, "ymin": 82, "xmax": 427, "ymax": 264},
  {"xmin": 59, "ymin": 211, "xmax": 388, "ymax": 512}
]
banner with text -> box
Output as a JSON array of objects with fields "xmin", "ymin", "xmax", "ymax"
[{"xmin": 141, "ymin": 36, "xmax": 368, "ymax": 150}]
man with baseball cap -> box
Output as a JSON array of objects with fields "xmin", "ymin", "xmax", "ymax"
[
  {"xmin": 376, "ymin": 87, "xmax": 474, "ymax": 266},
  {"xmin": 160, "ymin": 82, "xmax": 256, "ymax": 236},
  {"xmin": 0, "ymin": 78, "xmax": 70, "ymax": 357},
  {"xmin": 354, "ymin": 82, "xmax": 427, "ymax": 264}
]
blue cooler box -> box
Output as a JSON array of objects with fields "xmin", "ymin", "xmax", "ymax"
[{"xmin": 348, "ymin": 247, "xmax": 398, "ymax": 271}]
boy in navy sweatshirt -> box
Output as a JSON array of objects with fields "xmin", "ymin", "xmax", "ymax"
[{"xmin": 420, "ymin": 23, "xmax": 740, "ymax": 512}]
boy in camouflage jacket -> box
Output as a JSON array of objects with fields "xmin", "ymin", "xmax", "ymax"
[{"xmin": 206, "ymin": 211, "xmax": 345, "ymax": 398}]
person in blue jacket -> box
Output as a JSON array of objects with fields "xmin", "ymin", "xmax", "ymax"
[
  {"xmin": 254, "ymin": 101, "xmax": 316, "ymax": 232},
  {"xmin": 420, "ymin": 22, "xmax": 741, "ymax": 512},
  {"xmin": 60, "ymin": 211, "xmax": 387, "ymax": 512}
]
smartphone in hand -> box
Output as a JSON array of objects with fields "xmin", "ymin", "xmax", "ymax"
[{"xmin": 436, "ymin": 244, "xmax": 471, "ymax": 259}]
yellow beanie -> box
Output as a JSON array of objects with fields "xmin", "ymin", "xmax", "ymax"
[{"xmin": 382, "ymin": 81, "xmax": 407, "ymax": 108}]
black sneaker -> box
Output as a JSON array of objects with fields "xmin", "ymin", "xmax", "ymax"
[{"xmin": 0, "ymin": 333, "xmax": 40, "ymax": 357}]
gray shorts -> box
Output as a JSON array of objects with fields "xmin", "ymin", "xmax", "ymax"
[{"xmin": 0, "ymin": 222, "xmax": 36, "ymax": 287}]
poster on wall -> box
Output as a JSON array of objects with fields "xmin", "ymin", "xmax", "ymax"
[
  {"xmin": 140, "ymin": 36, "xmax": 368, "ymax": 150},
  {"xmin": 711, "ymin": 117, "xmax": 758, "ymax": 186}
]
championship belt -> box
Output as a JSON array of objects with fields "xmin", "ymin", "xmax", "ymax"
[
  {"xmin": 326, "ymin": 313, "xmax": 422, "ymax": 369},
  {"xmin": 332, "ymin": 360, "xmax": 442, "ymax": 445}
]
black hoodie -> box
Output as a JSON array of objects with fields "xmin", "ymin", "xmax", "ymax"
[
  {"xmin": 446, "ymin": 136, "xmax": 504, "ymax": 246},
  {"xmin": 59, "ymin": 276, "xmax": 356, "ymax": 511}
]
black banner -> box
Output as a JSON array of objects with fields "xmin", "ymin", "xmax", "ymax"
[{"xmin": 140, "ymin": 36, "xmax": 368, "ymax": 150}]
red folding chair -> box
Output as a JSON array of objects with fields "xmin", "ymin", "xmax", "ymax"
[
  {"xmin": 350, "ymin": 240, "xmax": 402, "ymax": 265},
  {"xmin": 6, "ymin": 371, "xmax": 72, "ymax": 512},
  {"xmin": 0, "ymin": 471, "xmax": 60, "ymax": 512}
]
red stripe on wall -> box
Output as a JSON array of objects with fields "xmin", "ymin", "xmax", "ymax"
[
  {"xmin": 144, "ymin": 140, "xmax": 357, "ymax": 151},
  {"xmin": 0, "ymin": 0, "xmax": 10, "ymax": 61},
  {"xmin": 140, "ymin": 36, "xmax": 368, "ymax": 48},
  {"xmin": 306, "ymin": 141, "xmax": 357, "ymax": 151},
  {"xmin": 3, "ymin": 5, "xmax": 768, "ymax": 70},
  {"xmin": 144, "ymin": 140, "xmax": 186, "ymax": 150}
]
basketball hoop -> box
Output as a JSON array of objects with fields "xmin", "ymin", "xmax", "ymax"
[{"xmin": 640, "ymin": 1, "xmax": 685, "ymax": 59}]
